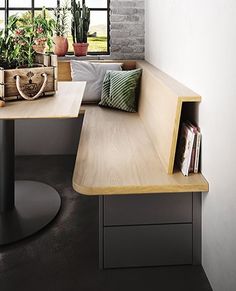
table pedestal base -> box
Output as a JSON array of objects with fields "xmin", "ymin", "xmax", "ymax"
[{"xmin": 0, "ymin": 180, "xmax": 61, "ymax": 245}]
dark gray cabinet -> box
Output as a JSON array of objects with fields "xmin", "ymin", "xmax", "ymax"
[
  {"xmin": 99, "ymin": 192, "xmax": 202, "ymax": 269},
  {"xmin": 104, "ymin": 193, "xmax": 192, "ymax": 226},
  {"xmin": 104, "ymin": 224, "xmax": 192, "ymax": 268}
]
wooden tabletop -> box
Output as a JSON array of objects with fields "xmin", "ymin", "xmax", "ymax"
[
  {"xmin": 73, "ymin": 106, "xmax": 209, "ymax": 195},
  {"xmin": 0, "ymin": 81, "xmax": 86, "ymax": 120}
]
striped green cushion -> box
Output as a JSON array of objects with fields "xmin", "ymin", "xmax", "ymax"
[{"xmin": 99, "ymin": 68, "xmax": 142, "ymax": 112}]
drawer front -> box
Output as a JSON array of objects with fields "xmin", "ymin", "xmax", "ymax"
[
  {"xmin": 104, "ymin": 224, "xmax": 192, "ymax": 268},
  {"xmin": 104, "ymin": 193, "xmax": 192, "ymax": 226}
]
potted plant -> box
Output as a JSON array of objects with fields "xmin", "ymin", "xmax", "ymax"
[
  {"xmin": 53, "ymin": 2, "xmax": 70, "ymax": 56},
  {"xmin": 0, "ymin": 15, "xmax": 37, "ymax": 69},
  {"xmin": 71, "ymin": 0, "xmax": 90, "ymax": 56},
  {"xmin": 12, "ymin": 9, "xmax": 55, "ymax": 55},
  {"xmin": 0, "ymin": 11, "xmax": 57, "ymax": 102},
  {"xmin": 32, "ymin": 8, "xmax": 55, "ymax": 54},
  {"xmin": 0, "ymin": 16, "xmax": 19, "ymax": 69}
]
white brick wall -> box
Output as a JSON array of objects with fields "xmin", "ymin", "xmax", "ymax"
[{"xmin": 110, "ymin": 0, "xmax": 145, "ymax": 59}]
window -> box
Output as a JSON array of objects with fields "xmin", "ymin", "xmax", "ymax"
[{"xmin": 0, "ymin": 0, "xmax": 110, "ymax": 55}]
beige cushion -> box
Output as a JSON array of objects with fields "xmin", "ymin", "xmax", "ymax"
[{"xmin": 70, "ymin": 61, "xmax": 123, "ymax": 103}]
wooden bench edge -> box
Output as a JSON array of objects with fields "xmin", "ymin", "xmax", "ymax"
[
  {"xmin": 136, "ymin": 60, "xmax": 202, "ymax": 101},
  {"xmin": 72, "ymin": 176, "xmax": 209, "ymax": 196}
]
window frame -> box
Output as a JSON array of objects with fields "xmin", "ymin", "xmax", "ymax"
[{"xmin": 0, "ymin": 0, "xmax": 110, "ymax": 55}]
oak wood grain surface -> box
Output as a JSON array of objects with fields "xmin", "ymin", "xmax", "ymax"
[
  {"xmin": 136, "ymin": 61, "xmax": 201, "ymax": 174},
  {"xmin": 54, "ymin": 61, "xmax": 209, "ymax": 195},
  {"xmin": 0, "ymin": 82, "xmax": 86, "ymax": 119},
  {"xmin": 73, "ymin": 106, "xmax": 209, "ymax": 195},
  {"xmin": 56, "ymin": 60, "xmax": 208, "ymax": 195}
]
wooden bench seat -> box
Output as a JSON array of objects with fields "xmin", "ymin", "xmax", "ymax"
[
  {"xmin": 73, "ymin": 105, "xmax": 208, "ymax": 195},
  {"xmin": 58, "ymin": 60, "xmax": 209, "ymax": 196},
  {"xmin": 58, "ymin": 60, "xmax": 208, "ymax": 268}
]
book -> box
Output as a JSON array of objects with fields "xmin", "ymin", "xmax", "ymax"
[
  {"xmin": 194, "ymin": 131, "xmax": 201, "ymax": 173},
  {"xmin": 186, "ymin": 121, "xmax": 201, "ymax": 174},
  {"xmin": 185, "ymin": 121, "xmax": 199, "ymax": 173},
  {"xmin": 176, "ymin": 122, "xmax": 196, "ymax": 176},
  {"xmin": 189, "ymin": 133, "xmax": 197, "ymax": 173}
]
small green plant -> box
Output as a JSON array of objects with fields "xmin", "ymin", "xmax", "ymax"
[
  {"xmin": 33, "ymin": 8, "xmax": 55, "ymax": 52},
  {"xmin": 0, "ymin": 16, "xmax": 19, "ymax": 69},
  {"xmin": 71, "ymin": 0, "xmax": 90, "ymax": 43},
  {"xmin": 0, "ymin": 8, "xmax": 55, "ymax": 69},
  {"xmin": 54, "ymin": 1, "xmax": 70, "ymax": 37}
]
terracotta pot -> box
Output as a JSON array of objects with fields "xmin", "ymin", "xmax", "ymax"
[
  {"xmin": 73, "ymin": 43, "xmax": 89, "ymax": 57},
  {"xmin": 32, "ymin": 44, "xmax": 46, "ymax": 54},
  {"xmin": 53, "ymin": 36, "xmax": 68, "ymax": 57}
]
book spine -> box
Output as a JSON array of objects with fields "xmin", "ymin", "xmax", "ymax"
[
  {"xmin": 194, "ymin": 132, "xmax": 201, "ymax": 173},
  {"xmin": 185, "ymin": 131, "xmax": 195, "ymax": 176},
  {"xmin": 189, "ymin": 133, "xmax": 197, "ymax": 173},
  {"xmin": 179, "ymin": 125, "xmax": 189, "ymax": 176},
  {"xmin": 180, "ymin": 124, "xmax": 195, "ymax": 176}
]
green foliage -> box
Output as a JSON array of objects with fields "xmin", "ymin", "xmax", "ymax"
[
  {"xmin": 33, "ymin": 8, "xmax": 55, "ymax": 52},
  {"xmin": 0, "ymin": 16, "xmax": 19, "ymax": 69},
  {"xmin": 54, "ymin": 1, "xmax": 70, "ymax": 37},
  {"xmin": 71, "ymin": 0, "xmax": 90, "ymax": 43},
  {"xmin": 0, "ymin": 8, "xmax": 55, "ymax": 69}
]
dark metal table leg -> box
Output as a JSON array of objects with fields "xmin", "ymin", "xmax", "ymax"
[
  {"xmin": 0, "ymin": 120, "xmax": 15, "ymax": 212},
  {"xmin": 0, "ymin": 120, "xmax": 61, "ymax": 246}
]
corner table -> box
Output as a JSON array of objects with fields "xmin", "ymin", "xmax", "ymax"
[{"xmin": 0, "ymin": 81, "xmax": 86, "ymax": 245}]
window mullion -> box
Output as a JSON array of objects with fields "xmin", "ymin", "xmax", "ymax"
[
  {"xmin": 107, "ymin": 0, "xmax": 110, "ymax": 54},
  {"xmin": 32, "ymin": 0, "xmax": 34, "ymax": 17},
  {"xmin": 3, "ymin": 0, "xmax": 111, "ymax": 55},
  {"xmin": 5, "ymin": 0, "xmax": 8, "ymax": 25}
]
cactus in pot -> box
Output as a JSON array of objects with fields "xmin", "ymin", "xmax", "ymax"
[
  {"xmin": 71, "ymin": 0, "xmax": 90, "ymax": 56},
  {"xmin": 53, "ymin": 1, "xmax": 70, "ymax": 57}
]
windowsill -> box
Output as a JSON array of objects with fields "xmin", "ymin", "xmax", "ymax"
[{"xmin": 58, "ymin": 54, "xmax": 111, "ymax": 61}]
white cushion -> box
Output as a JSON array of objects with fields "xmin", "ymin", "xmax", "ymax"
[{"xmin": 70, "ymin": 61, "xmax": 123, "ymax": 103}]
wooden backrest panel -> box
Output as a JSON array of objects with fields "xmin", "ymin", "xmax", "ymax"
[
  {"xmin": 136, "ymin": 61, "xmax": 201, "ymax": 174},
  {"xmin": 58, "ymin": 60, "xmax": 137, "ymax": 81},
  {"xmin": 58, "ymin": 59, "xmax": 201, "ymax": 175},
  {"xmin": 58, "ymin": 61, "xmax": 72, "ymax": 81}
]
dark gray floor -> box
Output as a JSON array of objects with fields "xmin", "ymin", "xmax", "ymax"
[{"xmin": 0, "ymin": 156, "xmax": 212, "ymax": 291}]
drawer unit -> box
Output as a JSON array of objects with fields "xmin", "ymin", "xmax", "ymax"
[
  {"xmin": 104, "ymin": 193, "xmax": 192, "ymax": 226},
  {"xmin": 103, "ymin": 224, "xmax": 192, "ymax": 268},
  {"xmin": 99, "ymin": 193, "xmax": 201, "ymax": 269}
]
